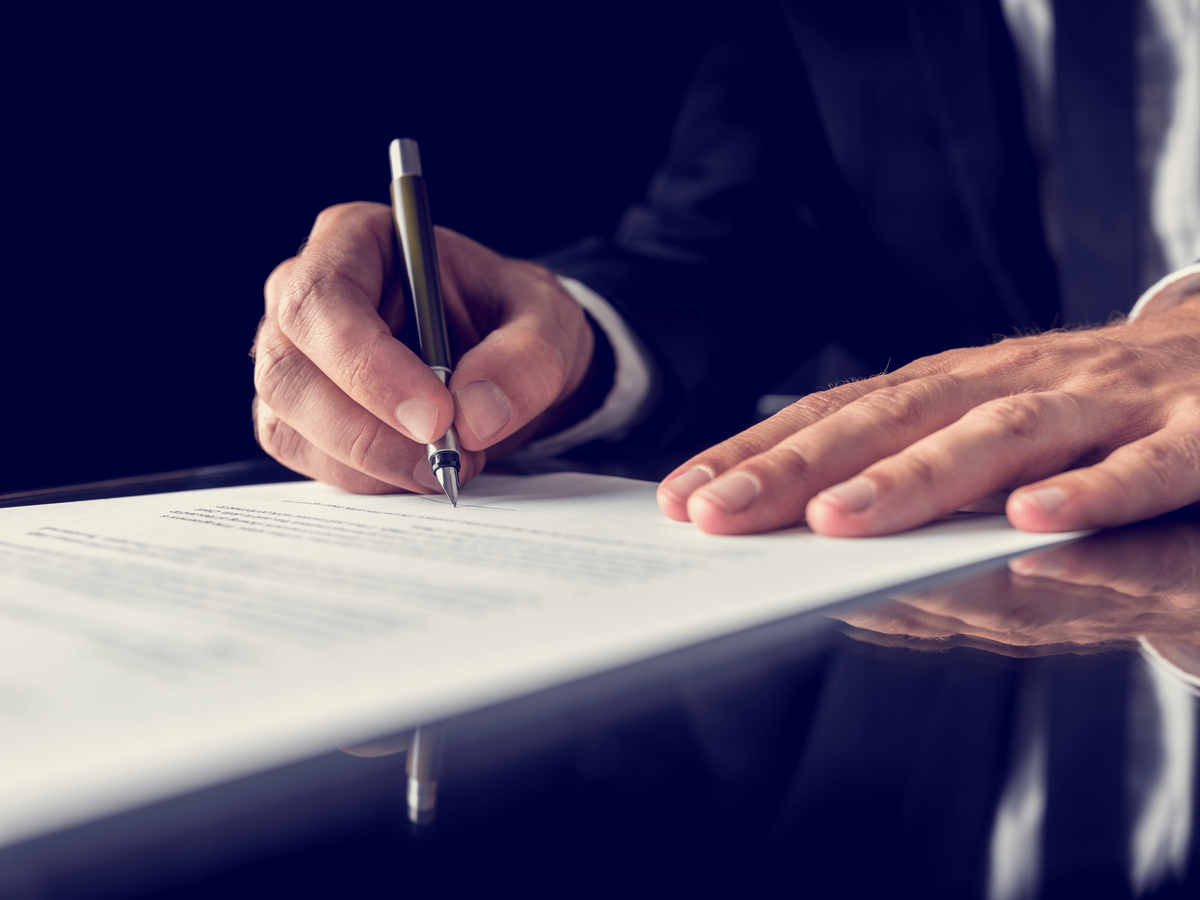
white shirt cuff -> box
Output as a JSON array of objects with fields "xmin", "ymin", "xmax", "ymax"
[
  {"xmin": 513, "ymin": 263, "xmax": 1200, "ymax": 458},
  {"xmin": 511, "ymin": 276, "xmax": 655, "ymax": 459},
  {"xmin": 1127, "ymin": 262, "xmax": 1200, "ymax": 320}
]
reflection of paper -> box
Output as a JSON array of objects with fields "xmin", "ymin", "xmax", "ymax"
[{"xmin": 0, "ymin": 473, "xmax": 1077, "ymax": 845}]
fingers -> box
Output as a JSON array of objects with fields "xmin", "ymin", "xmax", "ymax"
[
  {"xmin": 805, "ymin": 391, "xmax": 1092, "ymax": 536},
  {"xmin": 256, "ymin": 288, "xmax": 424, "ymax": 488},
  {"xmin": 659, "ymin": 310, "xmax": 1200, "ymax": 537},
  {"xmin": 667, "ymin": 370, "xmax": 1002, "ymax": 534},
  {"xmin": 254, "ymin": 397, "xmax": 402, "ymax": 493},
  {"xmin": 437, "ymin": 232, "xmax": 593, "ymax": 451},
  {"xmin": 253, "ymin": 302, "xmax": 484, "ymax": 493},
  {"xmin": 259, "ymin": 210, "xmax": 590, "ymax": 496},
  {"xmin": 1007, "ymin": 423, "xmax": 1200, "ymax": 532},
  {"xmin": 269, "ymin": 202, "xmax": 455, "ymax": 445},
  {"xmin": 253, "ymin": 396, "xmax": 484, "ymax": 494},
  {"xmin": 656, "ymin": 379, "xmax": 889, "ymax": 521},
  {"xmin": 663, "ymin": 363, "xmax": 1173, "ymax": 538}
]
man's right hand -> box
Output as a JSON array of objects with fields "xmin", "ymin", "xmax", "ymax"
[{"xmin": 252, "ymin": 202, "xmax": 595, "ymax": 493}]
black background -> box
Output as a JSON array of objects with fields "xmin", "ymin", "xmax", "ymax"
[{"xmin": 0, "ymin": 1, "xmax": 723, "ymax": 493}]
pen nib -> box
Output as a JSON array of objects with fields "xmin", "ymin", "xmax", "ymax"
[{"xmin": 435, "ymin": 466, "xmax": 460, "ymax": 507}]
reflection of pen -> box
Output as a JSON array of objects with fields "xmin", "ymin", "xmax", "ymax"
[
  {"xmin": 406, "ymin": 723, "xmax": 444, "ymax": 826},
  {"xmin": 389, "ymin": 138, "xmax": 461, "ymax": 507}
]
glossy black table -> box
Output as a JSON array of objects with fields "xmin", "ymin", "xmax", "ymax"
[{"xmin": 3, "ymin": 460, "xmax": 1197, "ymax": 900}]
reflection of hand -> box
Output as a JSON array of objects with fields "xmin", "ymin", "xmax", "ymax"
[
  {"xmin": 339, "ymin": 733, "xmax": 410, "ymax": 758},
  {"xmin": 1010, "ymin": 524, "xmax": 1200, "ymax": 678},
  {"xmin": 836, "ymin": 522, "xmax": 1200, "ymax": 662},
  {"xmin": 657, "ymin": 298, "xmax": 1200, "ymax": 536},
  {"xmin": 252, "ymin": 203, "xmax": 595, "ymax": 493}
]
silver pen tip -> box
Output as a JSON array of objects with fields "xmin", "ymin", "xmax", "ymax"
[{"xmin": 435, "ymin": 466, "xmax": 459, "ymax": 507}]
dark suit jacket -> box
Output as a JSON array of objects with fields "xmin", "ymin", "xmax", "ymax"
[{"xmin": 543, "ymin": 0, "xmax": 1071, "ymax": 467}]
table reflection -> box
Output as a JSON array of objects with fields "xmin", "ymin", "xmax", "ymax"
[
  {"xmin": 839, "ymin": 520, "xmax": 1200, "ymax": 674},
  {"xmin": 815, "ymin": 519, "xmax": 1200, "ymax": 899},
  {"xmin": 332, "ymin": 521, "xmax": 1200, "ymax": 900}
]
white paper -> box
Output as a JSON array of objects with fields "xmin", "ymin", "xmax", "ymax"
[{"xmin": 0, "ymin": 473, "xmax": 1078, "ymax": 846}]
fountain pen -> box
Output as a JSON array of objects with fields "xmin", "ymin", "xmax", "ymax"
[{"xmin": 388, "ymin": 138, "xmax": 461, "ymax": 506}]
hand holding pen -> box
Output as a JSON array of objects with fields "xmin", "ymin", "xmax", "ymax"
[{"xmin": 251, "ymin": 170, "xmax": 597, "ymax": 497}]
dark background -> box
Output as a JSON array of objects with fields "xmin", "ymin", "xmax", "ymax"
[{"xmin": 0, "ymin": 1, "xmax": 723, "ymax": 493}]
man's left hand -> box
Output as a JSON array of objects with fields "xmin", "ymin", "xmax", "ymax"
[{"xmin": 658, "ymin": 297, "xmax": 1200, "ymax": 536}]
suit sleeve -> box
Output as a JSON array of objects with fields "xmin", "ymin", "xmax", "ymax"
[{"xmin": 539, "ymin": 7, "xmax": 878, "ymax": 467}]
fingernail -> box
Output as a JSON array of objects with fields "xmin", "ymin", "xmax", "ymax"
[
  {"xmin": 1019, "ymin": 486, "xmax": 1066, "ymax": 515},
  {"xmin": 396, "ymin": 399, "xmax": 439, "ymax": 444},
  {"xmin": 413, "ymin": 457, "xmax": 440, "ymax": 492},
  {"xmin": 816, "ymin": 477, "xmax": 877, "ymax": 513},
  {"xmin": 456, "ymin": 381, "xmax": 512, "ymax": 443},
  {"xmin": 661, "ymin": 465, "xmax": 714, "ymax": 502},
  {"xmin": 696, "ymin": 472, "xmax": 761, "ymax": 515}
]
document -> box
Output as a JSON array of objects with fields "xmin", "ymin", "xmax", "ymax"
[{"xmin": 0, "ymin": 473, "xmax": 1077, "ymax": 845}]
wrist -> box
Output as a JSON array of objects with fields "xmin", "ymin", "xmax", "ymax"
[{"xmin": 1127, "ymin": 263, "xmax": 1200, "ymax": 320}]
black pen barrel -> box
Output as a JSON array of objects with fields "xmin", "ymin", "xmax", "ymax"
[{"xmin": 391, "ymin": 174, "xmax": 453, "ymax": 373}]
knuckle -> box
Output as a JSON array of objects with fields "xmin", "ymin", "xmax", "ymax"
[
  {"xmin": 346, "ymin": 418, "xmax": 388, "ymax": 471},
  {"xmin": 790, "ymin": 389, "xmax": 850, "ymax": 422},
  {"xmin": 1080, "ymin": 341, "xmax": 1146, "ymax": 388},
  {"xmin": 1133, "ymin": 444, "xmax": 1176, "ymax": 492},
  {"xmin": 311, "ymin": 206, "xmax": 340, "ymax": 231},
  {"xmin": 251, "ymin": 398, "xmax": 268, "ymax": 452},
  {"xmin": 851, "ymin": 386, "xmax": 927, "ymax": 434},
  {"xmin": 253, "ymin": 412, "xmax": 275, "ymax": 457},
  {"xmin": 716, "ymin": 430, "xmax": 773, "ymax": 464},
  {"xmin": 331, "ymin": 333, "xmax": 385, "ymax": 403},
  {"xmin": 1099, "ymin": 466, "xmax": 1146, "ymax": 514},
  {"xmin": 253, "ymin": 338, "xmax": 310, "ymax": 411},
  {"xmin": 276, "ymin": 269, "xmax": 334, "ymax": 342},
  {"xmin": 993, "ymin": 339, "xmax": 1051, "ymax": 371},
  {"xmin": 1130, "ymin": 435, "xmax": 1200, "ymax": 493},
  {"xmin": 253, "ymin": 403, "xmax": 298, "ymax": 464},
  {"xmin": 968, "ymin": 394, "xmax": 1050, "ymax": 441},
  {"xmin": 915, "ymin": 347, "xmax": 968, "ymax": 372},
  {"xmin": 277, "ymin": 266, "xmax": 383, "ymax": 356},
  {"xmin": 248, "ymin": 315, "xmax": 267, "ymax": 362},
  {"xmin": 264, "ymin": 259, "xmax": 296, "ymax": 301},
  {"xmin": 764, "ymin": 441, "xmax": 815, "ymax": 484},
  {"xmin": 257, "ymin": 417, "xmax": 283, "ymax": 459},
  {"xmin": 895, "ymin": 452, "xmax": 939, "ymax": 489},
  {"xmin": 312, "ymin": 201, "xmax": 372, "ymax": 231}
]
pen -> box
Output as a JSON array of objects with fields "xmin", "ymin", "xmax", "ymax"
[{"xmin": 388, "ymin": 137, "xmax": 462, "ymax": 507}]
